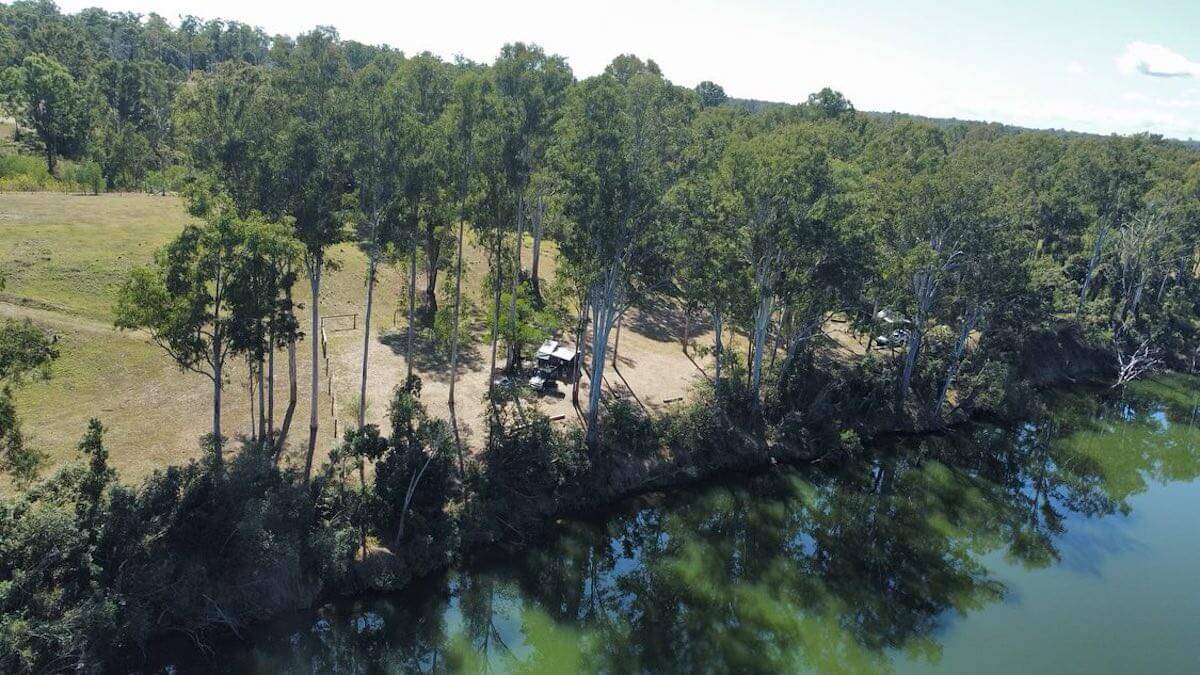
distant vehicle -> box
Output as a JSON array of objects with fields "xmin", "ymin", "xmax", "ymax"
[
  {"xmin": 534, "ymin": 340, "xmax": 578, "ymax": 381},
  {"xmin": 874, "ymin": 328, "xmax": 910, "ymax": 349},
  {"xmin": 529, "ymin": 372, "xmax": 558, "ymax": 393}
]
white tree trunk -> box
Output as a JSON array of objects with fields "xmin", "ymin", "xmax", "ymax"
[
  {"xmin": 530, "ymin": 194, "xmax": 544, "ymax": 301},
  {"xmin": 931, "ymin": 308, "xmax": 982, "ymax": 421},
  {"xmin": 750, "ymin": 286, "xmax": 774, "ymax": 400},
  {"xmin": 506, "ymin": 196, "xmax": 524, "ymax": 372},
  {"xmin": 585, "ymin": 265, "xmax": 623, "ymax": 444},
  {"xmin": 406, "ymin": 242, "xmax": 417, "ymax": 384},
  {"xmin": 448, "ymin": 215, "xmax": 467, "ymax": 473},
  {"xmin": 1077, "ymin": 221, "xmax": 1112, "ymax": 316},
  {"xmin": 358, "ymin": 253, "xmax": 377, "ymax": 429},
  {"xmin": 712, "ymin": 309, "xmax": 723, "ymax": 391},
  {"xmin": 304, "ymin": 263, "xmax": 321, "ymax": 482}
]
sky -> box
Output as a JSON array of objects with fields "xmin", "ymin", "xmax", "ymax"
[{"xmin": 58, "ymin": 0, "xmax": 1200, "ymax": 140}]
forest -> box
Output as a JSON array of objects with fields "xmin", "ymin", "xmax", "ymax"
[{"xmin": 1, "ymin": 1, "xmax": 1200, "ymax": 671}]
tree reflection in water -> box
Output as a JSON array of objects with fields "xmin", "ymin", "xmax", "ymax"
[{"xmin": 198, "ymin": 376, "xmax": 1200, "ymax": 674}]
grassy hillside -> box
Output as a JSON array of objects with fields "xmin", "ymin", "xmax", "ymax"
[
  {"xmin": 0, "ymin": 193, "xmax": 190, "ymax": 319},
  {"xmin": 1, "ymin": 191, "xmax": 709, "ymax": 484}
]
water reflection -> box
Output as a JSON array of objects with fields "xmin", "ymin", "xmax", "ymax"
[{"xmin": 184, "ymin": 377, "xmax": 1200, "ymax": 673}]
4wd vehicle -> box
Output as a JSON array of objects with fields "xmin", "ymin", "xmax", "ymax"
[{"xmin": 874, "ymin": 328, "xmax": 910, "ymax": 349}]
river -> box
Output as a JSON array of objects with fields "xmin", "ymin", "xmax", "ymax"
[{"xmin": 153, "ymin": 376, "xmax": 1200, "ymax": 673}]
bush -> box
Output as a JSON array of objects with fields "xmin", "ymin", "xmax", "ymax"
[
  {"xmin": 0, "ymin": 154, "xmax": 53, "ymax": 190},
  {"xmin": 144, "ymin": 164, "xmax": 187, "ymax": 195},
  {"xmin": 64, "ymin": 160, "xmax": 106, "ymax": 194},
  {"xmin": 0, "ymin": 430, "xmax": 325, "ymax": 673}
]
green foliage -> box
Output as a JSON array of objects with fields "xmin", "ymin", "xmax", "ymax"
[
  {"xmin": 3, "ymin": 53, "xmax": 90, "ymax": 173},
  {"xmin": 63, "ymin": 158, "xmax": 104, "ymax": 194},
  {"xmin": 0, "ymin": 318, "xmax": 57, "ymax": 384},
  {"xmin": 486, "ymin": 281, "xmax": 559, "ymax": 365},
  {"xmin": 371, "ymin": 384, "xmax": 457, "ymax": 580},
  {"xmin": 467, "ymin": 403, "xmax": 590, "ymax": 547},
  {"xmin": 695, "ymin": 80, "xmax": 728, "ymax": 108},
  {"xmin": 0, "ymin": 317, "xmax": 56, "ymax": 485}
]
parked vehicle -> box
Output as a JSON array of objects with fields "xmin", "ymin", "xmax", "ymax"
[
  {"xmin": 529, "ymin": 367, "xmax": 558, "ymax": 393},
  {"xmin": 874, "ymin": 328, "xmax": 910, "ymax": 349}
]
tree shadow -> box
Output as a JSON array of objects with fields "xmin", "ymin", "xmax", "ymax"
[
  {"xmin": 378, "ymin": 328, "xmax": 485, "ymax": 384},
  {"xmin": 606, "ymin": 370, "xmax": 649, "ymax": 415},
  {"xmin": 612, "ymin": 350, "xmax": 638, "ymax": 369},
  {"xmin": 685, "ymin": 351, "xmax": 712, "ymax": 382},
  {"xmin": 623, "ymin": 295, "xmax": 697, "ymax": 344}
]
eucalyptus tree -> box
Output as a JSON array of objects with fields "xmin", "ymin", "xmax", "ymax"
[
  {"xmin": 2, "ymin": 53, "xmax": 90, "ymax": 173},
  {"xmin": 666, "ymin": 106, "xmax": 745, "ymax": 389},
  {"xmin": 270, "ymin": 28, "xmax": 354, "ymax": 480},
  {"xmin": 492, "ymin": 42, "xmax": 573, "ymax": 349},
  {"xmin": 114, "ymin": 195, "xmax": 248, "ymax": 461},
  {"xmin": 380, "ymin": 55, "xmax": 444, "ymax": 384},
  {"xmin": 173, "ymin": 60, "xmax": 310, "ymax": 448},
  {"xmin": 875, "ymin": 158, "xmax": 998, "ymax": 408},
  {"xmin": 348, "ymin": 57, "xmax": 409, "ymax": 431},
  {"xmin": 226, "ymin": 218, "xmax": 302, "ymax": 445},
  {"xmin": 1067, "ymin": 135, "xmax": 1156, "ymax": 317},
  {"xmin": 445, "ymin": 66, "xmax": 492, "ymax": 468},
  {"xmin": 720, "ymin": 122, "xmax": 845, "ymax": 402},
  {"xmin": 551, "ymin": 57, "xmax": 695, "ymax": 443}
]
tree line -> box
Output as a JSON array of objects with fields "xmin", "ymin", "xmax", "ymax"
[{"xmin": 2, "ymin": 5, "xmax": 1200, "ymax": 670}]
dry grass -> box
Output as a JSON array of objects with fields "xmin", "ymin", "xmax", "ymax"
[
  {"xmin": 3, "ymin": 191, "xmax": 728, "ymax": 484},
  {"xmin": 0, "ymin": 192, "xmax": 192, "ymax": 320}
]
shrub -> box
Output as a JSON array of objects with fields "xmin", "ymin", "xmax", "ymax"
[
  {"xmin": 64, "ymin": 160, "xmax": 105, "ymax": 194},
  {"xmin": 0, "ymin": 154, "xmax": 53, "ymax": 190}
]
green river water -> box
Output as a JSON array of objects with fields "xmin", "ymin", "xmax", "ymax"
[{"xmin": 157, "ymin": 377, "xmax": 1200, "ymax": 673}]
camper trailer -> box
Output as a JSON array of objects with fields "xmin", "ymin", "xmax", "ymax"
[{"xmin": 530, "ymin": 340, "xmax": 577, "ymax": 392}]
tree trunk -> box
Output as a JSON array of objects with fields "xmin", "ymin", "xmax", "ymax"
[
  {"xmin": 304, "ymin": 261, "xmax": 322, "ymax": 482},
  {"xmin": 393, "ymin": 451, "xmax": 435, "ymax": 549},
  {"xmin": 406, "ymin": 240, "xmax": 417, "ymax": 384},
  {"xmin": 572, "ymin": 298, "xmax": 587, "ymax": 406},
  {"xmin": 750, "ymin": 286, "xmax": 773, "ymax": 400},
  {"xmin": 769, "ymin": 309, "xmax": 787, "ymax": 371},
  {"xmin": 275, "ymin": 337, "xmax": 298, "ymax": 458},
  {"xmin": 448, "ymin": 215, "xmax": 467, "ymax": 476},
  {"xmin": 931, "ymin": 309, "xmax": 981, "ymax": 422},
  {"xmin": 212, "ymin": 365, "xmax": 222, "ymax": 463},
  {"xmin": 898, "ymin": 327, "xmax": 922, "ymax": 404},
  {"xmin": 267, "ymin": 339, "xmax": 275, "ymax": 440},
  {"xmin": 530, "ymin": 194, "xmax": 544, "ymax": 304},
  {"xmin": 488, "ymin": 228, "xmax": 502, "ymax": 396},
  {"xmin": 211, "ymin": 262, "xmax": 224, "ymax": 463},
  {"xmin": 505, "ymin": 196, "xmax": 524, "ymax": 373},
  {"xmin": 423, "ymin": 225, "xmax": 440, "ymax": 319},
  {"xmin": 358, "ymin": 252, "xmax": 377, "ymax": 429},
  {"xmin": 899, "ymin": 271, "xmax": 935, "ymax": 405},
  {"xmin": 585, "ymin": 267, "xmax": 622, "ymax": 445},
  {"xmin": 1077, "ymin": 220, "xmax": 1111, "ymax": 316},
  {"xmin": 247, "ymin": 361, "xmax": 256, "ymax": 443},
  {"xmin": 745, "ymin": 329, "xmax": 753, "ymax": 388},
  {"xmin": 586, "ymin": 297, "xmax": 617, "ymax": 445},
  {"xmin": 257, "ymin": 354, "xmax": 266, "ymax": 443},
  {"xmin": 713, "ymin": 309, "xmax": 723, "ymax": 391},
  {"xmin": 612, "ymin": 312, "xmax": 623, "ymax": 371},
  {"xmin": 682, "ymin": 309, "xmax": 690, "ymax": 356}
]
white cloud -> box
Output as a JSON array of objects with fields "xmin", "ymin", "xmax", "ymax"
[
  {"xmin": 1116, "ymin": 42, "xmax": 1200, "ymax": 78},
  {"xmin": 1066, "ymin": 61, "xmax": 1085, "ymax": 75}
]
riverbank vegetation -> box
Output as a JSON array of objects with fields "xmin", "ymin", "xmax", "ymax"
[{"xmin": 2, "ymin": 3, "xmax": 1200, "ymax": 671}]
